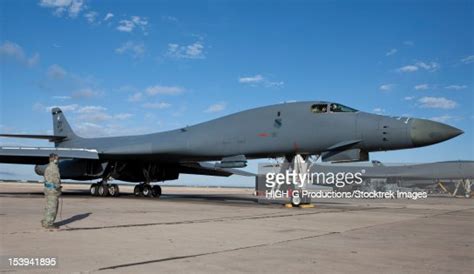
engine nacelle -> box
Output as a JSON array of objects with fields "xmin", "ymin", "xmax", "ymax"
[
  {"xmin": 35, "ymin": 160, "xmax": 180, "ymax": 182},
  {"xmin": 35, "ymin": 159, "xmax": 104, "ymax": 180}
]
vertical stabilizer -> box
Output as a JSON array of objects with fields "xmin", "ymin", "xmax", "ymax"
[{"xmin": 51, "ymin": 107, "xmax": 79, "ymax": 145}]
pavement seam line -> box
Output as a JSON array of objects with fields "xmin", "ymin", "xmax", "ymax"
[{"xmin": 96, "ymin": 231, "xmax": 340, "ymax": 271}]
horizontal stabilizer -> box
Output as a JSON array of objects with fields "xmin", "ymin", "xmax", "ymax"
[
  {"xmin": 0, "ymin": 146, "xmax": 99, "ymax": 165},
  {"xmin": 0, "ymin": 134, "xmax": 66, "ymax": 142}
]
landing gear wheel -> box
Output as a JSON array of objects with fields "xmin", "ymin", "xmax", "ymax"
[
  {"xmin": 134, "ymin": 185, "xmax": 143, "ymax": 196},
  {"xmin": 90, "ymin": 184, "xmax": 98, "ymax": 196},
  {"xmin": 108, "ymin": 184, "xmax": 120, "ymax": 197},
  {"xmin": 291, "ymin": 195, "xmax": 301, "ymax": 207},
  {"xmin": 98, "ymin": 184, "xmax": 109, "ymax": 197},
  {"xmin": 142, "ymin": 185, "xmax": 152, "ymax": 197},
  {"xmin": 151, "ymin": 185, "xmax": 162, "ymax": 198}
]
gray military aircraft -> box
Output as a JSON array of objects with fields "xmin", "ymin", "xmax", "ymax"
[{"xmin": 0, "ymin": 101, "xmax": 463, "ymax": 197}]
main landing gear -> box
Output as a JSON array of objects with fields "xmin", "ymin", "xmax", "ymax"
[
  {"xmin": 89, "ymin": 182, "xmax": 162, "ymax": 198},
  {"xmin": 134, "ymin": 184, "xmax": 162, "ymax": 198},
  {"xmin": 90, "ymin": 181, "xmax": 120, "ymax": 197},
  {"xmin": 89, "ymin": 163, "xmax": 162, "ymax": 198}
]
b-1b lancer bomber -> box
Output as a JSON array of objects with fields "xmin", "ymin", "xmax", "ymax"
[{"xmin": 0, "ymin": 101, "xmax": 463, "ymax": 197}]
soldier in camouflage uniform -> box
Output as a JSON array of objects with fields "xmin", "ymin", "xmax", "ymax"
[{"xmin": 41, "ymin": 153, "xmax": 62, "ymax": 229}]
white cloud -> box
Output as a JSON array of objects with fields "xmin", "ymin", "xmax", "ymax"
[
  {"xmin": 117, "ymin": 85, "xmax": 139, "ymax": 93},
  {"xmin": 39, "ymin": 66, "xmax": 104, "ymax": 99},
  {"xmin": 126, "ymin": 85, "xmax": 183, "ymax": 103},
  {"xmin": 47, "ymin": 64, "xmax": 67, "ymax": 79},
  {"xmin": 39, "ymin": 0, "xmax": 85, "ymax": 18},
  {"xmin": 415, "ymin": 61, "xmax": 440, "ymax": 71},
  {"xmin": 265, "ymin": 81, "xmax": 284, "ymax": 88},
  {"xmin": 379, "ymin": 84, "xmax": 394, "ymax": 91},
  {"xmin": 162, "ymin": 15, "xmax": 178, "ymax": 23},
  {"xmin": 142, "ymin": 102, "xmax": 171, "ymax": 109},
  {"xmin": 32, "ymin": 103, "xmax": 137, "ymax": 137},
  {"xmin": 386, "ymin": 48, "xmax": 397, "ymax": 56},
  {"xmin": 239, "ymin": 74, "xmax": 264, "ymax": 84},
  {"xmin": 114, "ymin": 113, "xmax": 133, "ymax": 120},
  {"xmin": 373, "ymin": 108, "xmax": 385, "ymax": 114},
  {"xmin": 103, "ymin": 12, "xmax": 114, "ymax": 21},
  {"xmin": 27, "ymin": 53, "xmax": 40, "ymax": 67},
  {"xmin": 238, "ymin": 74, "xmax": 284, "ymax": 88},
  {"xmin": 397, "ymin": 65, "xmax": 418, "ymax": 72},
  {"xmin": 74, "ymin": 122, "xmax": 148, "ymax": 138},
  {"xmin": 1, "ymin": 42, "xmax": 25, "ymax": 60},
  {"xmin": 205, "ymin": 102, "xmax": 226, "ymax": 113},
  {"xmin": 68, "ymin": 0, "xmax": 84, "ymax": 17},
  {"xmin": 84, "ymin": 11, "xmax": 98, "ymax": 24},
  {"xmin": 54, "ymin": 104, "xmax": 79, "ymax": 112},
  {"xmin": 45, "ymin": 105, "xmax": 132, "ymax": 123},
  {"xmin": 167, "ymin": 42, "xmax": 205, "ymax": 59},
  {"xmin": 77, "ymin": 105, "xmax": 107, "ymax": 114},
  {"xmin": 115, "ymin": 41, "xmax": 145, "ymax": 58},
  {"xmin": 430, "ymin": 115, "xmax": 458, "ymax": 123},
  {"xmin": 418, "ymin": 96, "xmax": 457, "ymax": 109},
  {"xmin": 117, "ymin": 16, "xmax": 148, "ymax": 33},
  {"xmin": 397, "ymin": 61, "xmax": 440, "ymax": 73},
  {"xmin": 445, "ymin": 85, "xmax": 467, "ymax": 90},
  {"xmin": 52, "ymin": 95, "xmax": 71, "ymax": 100},
  {"xmin": 74, "ymin": 122, "xmax": 104, "ymax": 136},
  {"xmin": 461, "ymin": 55, "xmax": 474, "ymax": 64},
  {"xmin": 128, "ymin": 92, "xmax": 143, "ymax": 102},
  {"xmin": 76, "ymin": 106, "xmax": 132, "ymax": 122},
  {"xmin": 37, "ymin": 103, "xmax": 79, "ymax": 112},
  {"xmin": 404, "ymin": 96, "xmax": 415, "ymax": 101},
  {"xmin": 117, "ymin": 20, "xmax": 134, "ymax": 32},
  {"xmin": 145, "ymin": 85, "xmax": 183, "ymax": 96},
  {"xmin": 403, "ymin": 41, "xmax": 414, "ymax": 46},
  {"xmin": 186, "ymin": 43, "xmax": 204, "ymax": 58},
  {"xmin": 72, "ymin": 88, "xmax": 102, "ymax": 98},
  {"xmin": 0, "ymin": 41, "xmax": 39, "ymax": 67},
  {"xmin": 414, "ymin": 84, "xmax": 429, "ymax": 90}
]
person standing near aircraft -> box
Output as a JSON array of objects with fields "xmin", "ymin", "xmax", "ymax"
[{"xmin": 41, "ymin": 153, "xmax": 62, "ymax": 229}]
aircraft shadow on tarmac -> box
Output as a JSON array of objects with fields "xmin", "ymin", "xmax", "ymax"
[{"xmin": 55, "ymin": 212, "xmax": 92, "ymax": 227}]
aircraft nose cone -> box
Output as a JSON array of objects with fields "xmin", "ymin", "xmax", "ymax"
[{"xmin": 410, "ymin": 119, "xmax": 464, "ymax": 147}]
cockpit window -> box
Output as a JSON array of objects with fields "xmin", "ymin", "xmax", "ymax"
[
  {"xmin": 311, "ymin": 104, "xmax": 327, "ymax": 113},
  {"xmin": 329, "ymin": 103, "xmax": 358, "ymax": 112}
]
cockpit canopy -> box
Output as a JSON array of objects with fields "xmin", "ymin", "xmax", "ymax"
[{"xmin": 310, "ymin": 103, "xmax": 358, "ymax": 113}]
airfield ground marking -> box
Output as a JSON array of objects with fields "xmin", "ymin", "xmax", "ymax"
[{"xmin": 96, "ymin": 207, "xmax": 473, "ymax": 271}]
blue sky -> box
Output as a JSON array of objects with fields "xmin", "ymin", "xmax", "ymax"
[{"xmin": 0, "ymin": 0, "xmax": 473, "ymax": 185}]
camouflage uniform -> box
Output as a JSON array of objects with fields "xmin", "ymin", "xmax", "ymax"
[{"xmin": 41, "ymin": 162, "xmax": 61, "ymax": 228}]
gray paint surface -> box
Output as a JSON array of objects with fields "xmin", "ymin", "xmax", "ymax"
[
  {"xmin": 52, "ymin": 101, "xmax": 462, "ymax": 159},
  {"xmin": 0, "ymin": 101, "xmax": 464, "ymax": 183}
]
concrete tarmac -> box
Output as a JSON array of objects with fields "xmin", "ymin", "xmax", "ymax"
[{"xmin": 0, "ymin": 182, "xmax": 473, "ymax": 273}]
